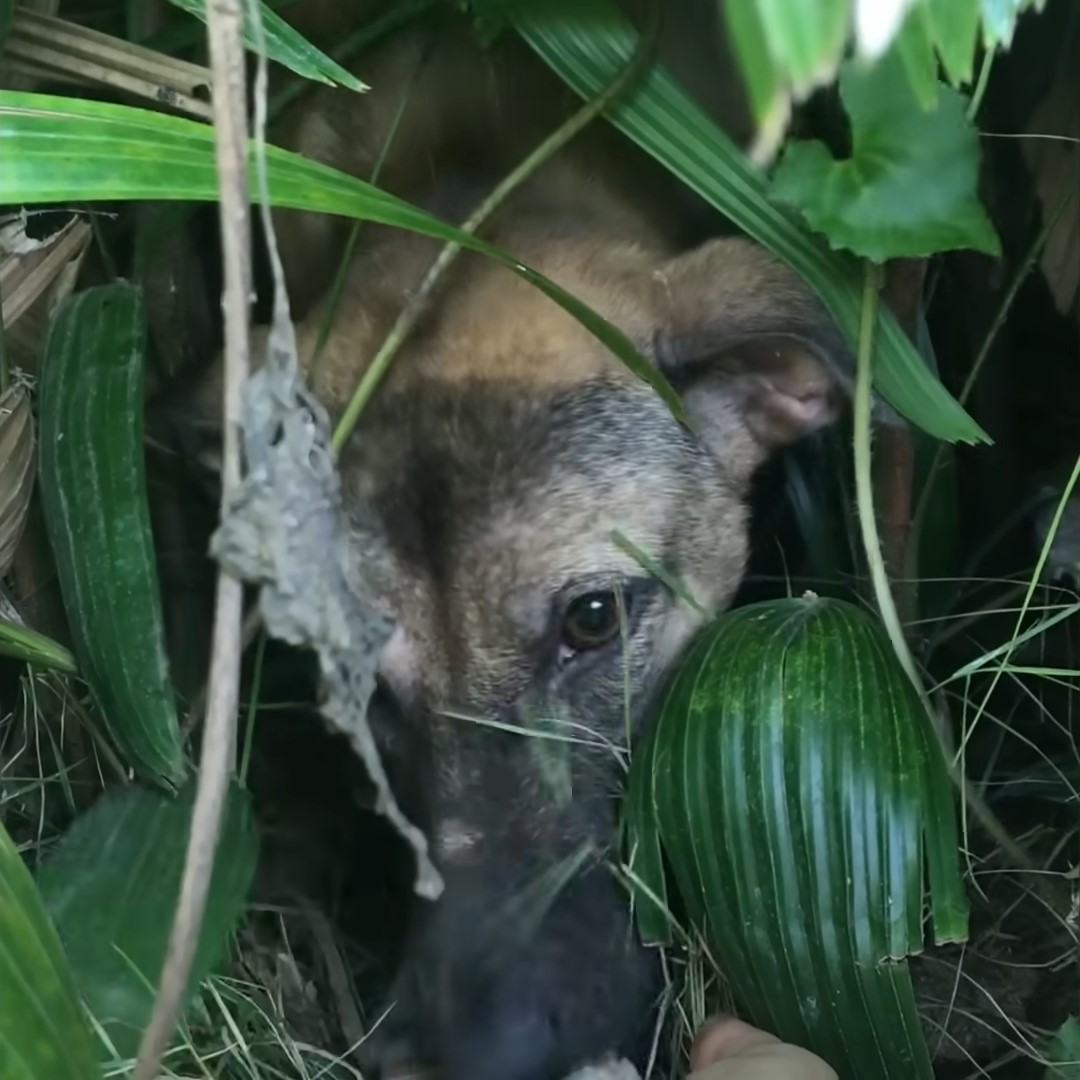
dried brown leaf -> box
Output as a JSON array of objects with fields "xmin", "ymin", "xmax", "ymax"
[
  {"xmin": 2, "ymin": 9, "xmax": 211, "ymax": 117},
  {"xmin": 0, "ymin": 383, "xmax": 36, "ymax": 577},
  {"xmin": 0, "ymin": 214, "xmax": 92, "ymax": 372}
]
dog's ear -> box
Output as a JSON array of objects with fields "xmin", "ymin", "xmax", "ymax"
[{"xmin": 651, "ymin": 236, "xmax": 857, "ymax": 481}]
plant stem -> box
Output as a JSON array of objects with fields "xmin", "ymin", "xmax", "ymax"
[
  {"xmin": 853, "ymin": 261, "xmax": 923, "ymax": 693},
  {"xmin": 132, "ymin": 0, "xmax": 252, "ymax": 1072},
  {"xmin": 855, "ymin": 266, "xmax": 1036, "ymax": 871},
  {"xmin": 308, "ymin": 68, "xmax": 413, "ymax": 391},
  {"xmin": 966, "ymin": 47, "xmax": 995, "ymax": 122},
  {"xmin": 238, "ymin": 630, "xmax": 267, "ymax": 789}
]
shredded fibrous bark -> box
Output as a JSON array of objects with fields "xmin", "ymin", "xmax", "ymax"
[{"xmin": 210, "ymin": 350, "xmax": 443, "ymax": 901}]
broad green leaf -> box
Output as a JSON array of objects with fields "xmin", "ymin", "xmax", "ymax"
[
  {"xmin": 754, "ymin": 0, "xmax": 850, "ymax": 97},
  {"xmin": 771, "ymin": 50, "xmax": 1000, "ymax": 262},
  {"xmin": 624, "ymin": 595, "xmax": 968, "ymax": 1078},
  {"xmin": 893, "ymin": 3, "xmax": 940, "ymax": 110},
  {"xmin": 507, "ymin": 0, "xmax": 989, "ymax": 444},
  {"xmin": 0, "ymin": 91, "xmax": 684, "ymax": 422},
  {"xmin": 981, "ymin": 0, "xmax": 1047, "ymax": 48},
  {"xmin": 925, "ymin": 0, "xmax": 981, "ymax": 86},
  {"xmin": 0, "ymin": 819, "xmax": 101, "ymax": 1080},
  {"xmin": 36, "ymin": 780, "xmax": 258, "ymax": 1063},
  {"xmin": 1046, "ymin": 1017, "xmax": 1080, "ymax": 1078},
  {"xmin": 0, "ymin": 619, "xmax": 78, "ymax": 675},
  {"xmin": 721, "ymin": 1, "xmax": 790, "ymax": 158},
  {"xmin": 38, "ymin": 283, "xmax": 186, "ymax": 789},
  {"xmin": 165, "ymin": 0, "xmax": 367, "ymax": 92}
]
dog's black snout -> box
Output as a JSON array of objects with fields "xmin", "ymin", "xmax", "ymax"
[
  {"xmin": 442, "ymin": 975, "xmax": 564, "ymax": 1080},
  {"xmin": 383, "ymin": 865, "xmax": 662, "ymax": 1080}
]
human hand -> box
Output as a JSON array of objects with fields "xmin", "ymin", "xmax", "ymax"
[{"xmin": 688, "ymin": 1018, "xmax": 838, "ymax": 1080}]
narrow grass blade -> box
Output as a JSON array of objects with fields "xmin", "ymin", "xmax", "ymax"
[
  {"xmin": 0, "ymin": 91, "xmax": 684, "ymax": 423},
  {"xmin": 626, "ymin": 595, "xmax": 969, "ymax": 1078},
  {"xmin": 0, "ymin": 819, "xmax": 101, "ymax": 1080},
  {"xmin": 165, "ymin": 0, "xmax": 367, "ymax": 91},
  {"xmin": 35, "ymin": 780, "xmax": 258, "ymax": 1064},
  {"xmin": 0, "ymin": 618, "xmax": 78, "ymax": 674},
  {"xmin": 37, "ymin": 282, "xmax": 186, "ymax": 789},
  {"xmin": 509, "ymin": 0, "xmax": 989, "ymax": 445}
]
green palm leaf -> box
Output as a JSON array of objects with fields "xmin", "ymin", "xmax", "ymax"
[
  {"xmin": 624, "ymin": 595, "xmax": 969, "ymax": 1079},
  {"xmin": 0, "ymin": 90, "xmax": 684, "ymax": 422}
]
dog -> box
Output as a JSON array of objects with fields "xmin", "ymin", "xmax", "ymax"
[{"xmin": 179, "ymin": 2, "xmax": 856, "ymax": 1076}]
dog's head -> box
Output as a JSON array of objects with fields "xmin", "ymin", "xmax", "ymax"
[
  {"xmin": 179, "ymin": 219, "xmax": 850, "ymax": 1078},
  {"xmin": 286, "ymin": 226, "xmax": 852, "ymax": 1078}
]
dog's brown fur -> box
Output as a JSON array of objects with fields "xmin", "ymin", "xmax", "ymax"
[{"xmin": 184, "ymin": 4, "xmax": 855, "ymax": 1077}]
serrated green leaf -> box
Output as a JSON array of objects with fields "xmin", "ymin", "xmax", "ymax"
[
  {"xmin": 771, "ymin": 50, "xmax": 1000, "ymax": 262},
  {"xmin": 925, "ymin": 0, "xmax": 981, "ymax": 86},
  {"xmin": 165, "ymin": 0, "xmax": 367, "ymax": 92},
  {"xmin": 0, "ymin": 819, "xmax": 101, "ymax": 1080},
  {"xmin": 38, "ymin": 283, "xmax": 186, "ymax": 789},
  {"xmin": 36, "ymin": 780, "xmax": 258, "ymax": 1063},
  {"xmin": 0, "ymin": 619, "xmax": 78, "ymax": 675},
  {"xmin": 507, "ymin": 0, "xmax": 989, "ymax": 445},
  {"xmin": 981, "ymin": 0, "xmax": 1046, "ymax": 48},
  {"xmin": 625, "ymin": 595, "xmax": 968, "ymax": 1078},
  {"xmin": 1046, "ymin": 1016, "xmax": 1080, "ymax": 1078},
  {"xmin": 754, "ymin": 0, "xmax": 851, "ymax": 97},
  {"xmin": 893, "ymin": 3, "xmax": 940, "ymax": 110},
  {"xmin": 721, "ymin": 1, "xmax": 790, "ymax": 156},
  {"xmin": 0, "ymin": 91, "xmax": 685, "ymax": 424}
]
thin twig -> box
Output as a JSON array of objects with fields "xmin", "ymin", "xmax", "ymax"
[{"xmin": 131, "ymin": 0, "xmax": 252, "ymax": 1073}]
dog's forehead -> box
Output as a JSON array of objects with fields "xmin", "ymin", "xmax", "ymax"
[{"xmin": 342, "ymin": 376, "xmax": 700, "ymax": 587}]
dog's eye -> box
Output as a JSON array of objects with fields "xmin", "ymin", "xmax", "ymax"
[{"xmin": 560, "ymin": 591, "xmax": 624, "ymax": 653}]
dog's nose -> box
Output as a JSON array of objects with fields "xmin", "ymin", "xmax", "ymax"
[
  {"xmin": 362, "ymin": 970, "xmax": 566, "ymax": 1080},
  {"xmin": 368, "ymin": 848, "xmax": 664, "ymax": 1080},
  {"xmin": 440, "ymin": 973, "xmax": 564, "ymax": 1080}
]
